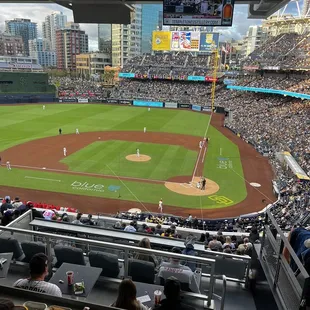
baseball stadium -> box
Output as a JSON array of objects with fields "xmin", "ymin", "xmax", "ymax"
[{"xmin": 0, "ymin": 2, "xmax": 310, "ymax": 310}]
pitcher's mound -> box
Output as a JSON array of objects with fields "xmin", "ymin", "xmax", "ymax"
[
  {"xmin": 165, "ymin": 176, "xmax": 219, "ymax": 196},
  {"xmin": 126, "ymin": 154, "xmax": 151, "ymax": 162}
]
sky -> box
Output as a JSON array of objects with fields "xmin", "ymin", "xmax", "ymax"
[{"xmin": 0, "ymin": 1, "xmax": 304, "ymax": 50}]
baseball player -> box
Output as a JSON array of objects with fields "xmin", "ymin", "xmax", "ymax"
[
  {"xmin": 158, "ymin": 199, "xmax": 163, "ymax": 213},
  {"xmin": 144, "ymin": 127, "xmax": 146, "ymax": 133},
  {"xmin": 59, "ymin": 128, "xmax": 62, "ymax": 135},
  {"xmin": 43, "ymin": 105, "xmax": 45, "ymax": 110},
  {"xmin": 6, "ymin": 161, "xmax": 11, "ymax": 170},
  {"xmin": 199, "ymin": 141, "xmax": 203, "ymax": 149},
  {"xmin": 136, "ymin": 148, "xmax": 140, "ymax": 157},
  {"xmin": 76, "ymin": 128, "xmax": 79, "ymax": 134},
  {"xmin": 63, "ymin": 147, "xmax": 67, "ymax": 157},
  {"xmin": 148, "ymin": 107, "xmax": 150, "ymax": 112}
]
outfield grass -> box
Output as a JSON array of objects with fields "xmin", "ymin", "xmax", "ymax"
[
  {"xmin": 0, "ymin": 104, "xmax": 247, "ymax": 209},
  {"xmin": 61, "ymin": 141, "xmax": 197, "ymax": 180}
]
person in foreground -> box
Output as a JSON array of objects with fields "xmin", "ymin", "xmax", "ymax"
[
  {"xmin": 154, "ymin": 276, "xmax": 196, "ymax": 310},
  {"xmin": 112, "ymin": 279, "xmax": 150, "ymax": 310},
  {"xmin": 13, "ymin": 253, "xmax": 62, "ymax": 297}
]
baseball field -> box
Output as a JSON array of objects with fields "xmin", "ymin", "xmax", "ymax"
[{"xmin": 0, "ymin": 104, "xmax": 274, "ymax": 218}]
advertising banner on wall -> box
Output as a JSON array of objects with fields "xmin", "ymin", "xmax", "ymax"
[
  {"xmin": 199, "ymin": 33, "xmax": 219, "ymax": 53},
  {"xmin": 164, "ymin": 102, "xmax": 178, "ymax": 108},
  {"xmin": 78, "ymin": 98, "xmax": 89, "ymax": 103},
  {"xmin": 119, "ymin": 73, "xmax": 135, "ymax": 78},
  {"xmin": 152, "ymin": 31, "xmax": 172, "ymax": 51},
  {"xmin": 106, "ymin": 98, "xmax": 119, "ymax": 104},
  {"xmin": 133, "ymin": 100, "xmax": 163, "ymax": 107},
  {"xmin": 192, "ymin": 105, "xmax": 202, "ymax": 112},
  {"xmin": 178, "ymin": 103, "xmax": 191, "ymax": 108},
  {"xmin": 60, "ymin": 98, "xmax": 77, "ymax": 103},
  {"xmin": 188, "ymin": 76, "xmax": 205, "ymax": 81},
  {"xmin": 119, "ymin": 99, "xmax": 133, "ymax": 105},
  {"xmin": 171, "ymin": 31, "xmax": 200, "ymax": 51},
  {"xmin": 223, "ymin": 79, "xmax": 237, "ymax": 85},
  {"xmin": 202, "ymin": 106, "xmax": 212, "ymax": 112}
]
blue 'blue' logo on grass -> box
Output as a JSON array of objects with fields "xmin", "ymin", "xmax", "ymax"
[
  {"xmin": 108, "ymin": 185, "xmax": 121, "ymax": 192},
  {"xmin": 217, "ymin": 157, "xmax": 228, "ymax": 161}
]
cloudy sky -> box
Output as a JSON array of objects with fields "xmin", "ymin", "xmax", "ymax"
[{"xmin": 0, "ymin": 1, "xmax": 304, "ymax": 50}]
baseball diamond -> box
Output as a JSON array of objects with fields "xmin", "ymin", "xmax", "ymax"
[{"xmin": 0, "ymin": 104, "xmax": 274, "ymax": 218}]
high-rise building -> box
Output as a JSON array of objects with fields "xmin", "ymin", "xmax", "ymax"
[
  {"xmin": 76, "ymin": 52, "xmax": 111, "ymax": 77},
  {"xmin": 56, "ymin": 23, "xmax": 89, "ymax": 71},
  {"xmin": 98, "ymin": 24, "xmax": 112, "ymax": 54},
  {"xmin": 242, "ymin": 25, "xmax": 266, "ymax": 57},
  {"xmin": 0, "ymin": 33, "xmax": 23, "ymax": 56},
  {"xmin": 141, "ymin": 5, "xmax": 162, "ymax": 53},
  {"xmin": 42, "ymin": 12, "xmax": 67, "ymax": 50},
  {"xmin": 29, "ymin": 38, "xmax": 56, "ymax": 67},
  {"xmin": 112, "ymin": 5, "xmax": 142, "ymax": 67},
  {"xmin": 5, "ymin": 18, "xmax": 37, "ymax": 56}
]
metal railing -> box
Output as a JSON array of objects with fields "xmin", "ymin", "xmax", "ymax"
[
  {"xmin": 0, "ymin": 225, "xmax": 217, "ymax": 308},
  {"xmin": 260, "ymin": 209, "xmax": 310, "ymax": 310}
]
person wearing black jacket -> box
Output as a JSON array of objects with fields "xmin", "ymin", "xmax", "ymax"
[{"xmin": 154, "ymin": 277, "xmax": 196, "ymax": 310}]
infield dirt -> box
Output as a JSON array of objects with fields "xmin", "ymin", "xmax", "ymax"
[{"xmin": 0, "ymin": 113, "xmax": 275, "ymax": 218}]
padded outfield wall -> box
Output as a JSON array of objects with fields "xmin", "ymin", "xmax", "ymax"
[{"xmin": 0, "ymin": 72, "xmax": 56, "ymax": 103}]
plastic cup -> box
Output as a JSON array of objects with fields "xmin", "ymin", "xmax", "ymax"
[
  {"xmin": 154, "ymin": 290, "xmax": 162, "ymax": 305},
  {"xmin": 66, "ymin": 271, "xmax": 74, "ymax": 286}
]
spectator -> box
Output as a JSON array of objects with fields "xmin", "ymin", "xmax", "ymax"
[
  {"xmin": 83, "ymin": 214, "xmax": 95, "ymax": 225},
  {"xmin": 0, "ymin": 299, "xmax": 17, "ymax": 310},
  {"xmin": 182, "ymin": 234, "xmax": 197, "ymax": 271},
  {"xmin": 208, "ymin": 235, "xmax": 222, "ymax": 251},
  {"xmin": 72, "ymin": 213, "xmax": 83, "ymax": 225},
  {"xmin": 1, "ymin": 198, "xmax": 12, "ymax": 215},
  {"xmin": 154, "ymin": 276, "xmax": 196, "ymax": 310},
  {"xmin": 124, "ymin": 221, "xmax": 137, "ymax": 232},
  {"xmin": 199, "ymin": 233, "xmax": 205, "ymax": 243},
  {"xmin": 27, "ymin": 202, "xmax": 44, "ymax": 219},
  {"xmin": 249, "ymin": 227, "xmax": 259, "ymax": 243},
  {"xmin": 134, "ymin": 237, "xmax": 158, "ymax": 267},
  {"xmin": 111, "ymin": 279, "xmax": 149, "ymax": 310},
  {"xmin": 222, "ymin": 236, "xmax": 235, "ymax": 250},
  {"xmin": 154, "ymin": 224, "xmax": 163, "ymax": 235},
  {"xmin": 1, "ymin": 210, "xmax": 13, "ymax": 226},
  {"xmin": 13, "ymin": 253, "xmax": 62, "ymax": 297},
  {"xmin": 12, "ymin": 197, "xmax": 23, "ymax": 209},
  {"xmin": 113, "ymin": 221, "xmax": 122, "ymax": 230}
]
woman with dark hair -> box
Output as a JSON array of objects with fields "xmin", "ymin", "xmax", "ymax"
[
  {"xmin": 112, "ymin": 279, "xmax": 149, "ymax": 310},
  {"xmin": 134, "ymin": 238, "xmax": 158, "ymax": 266}
]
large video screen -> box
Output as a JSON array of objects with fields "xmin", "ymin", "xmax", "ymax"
[{"xmin": 163, "ymin": 0, "xmax": 235, "ymax": 26}]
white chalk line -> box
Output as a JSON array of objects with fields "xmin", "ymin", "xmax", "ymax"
[
  {"xmin": 220, "ymin": 148, "xmax": 223, "ymax": 156},
  {"xmin": 13, "ymin": 163, "xmax": 187, "ymax": 185},
  {"xmin": 201, "ymin": 146, "xmax": 207, "ymax": 163},
  {"xmin": 25, "ymin": 176, "xmax": 61, "ymax": 182}
]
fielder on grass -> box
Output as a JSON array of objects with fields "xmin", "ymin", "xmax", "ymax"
[{"xmin": 6, "ymin": 161, "xmax": 11, "ymax": 170}]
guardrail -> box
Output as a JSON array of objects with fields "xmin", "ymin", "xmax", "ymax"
[{"xmin": 260, "ymin": 209, "xmax": 310, "ymax": 310}]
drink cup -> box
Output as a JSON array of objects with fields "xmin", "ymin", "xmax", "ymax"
[
  {"xmin": 154, "ymin": 290, "xmax": 162, "ymax": 305},
  {"xmin": 66, "ymin": 271, "xmax": 74, "ymax": 286}
]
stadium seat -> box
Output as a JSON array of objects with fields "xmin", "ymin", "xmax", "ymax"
[
  {"xmin": 21, "ymin": 241, "xmax": 47, "ymax": 263},
  {"xmin": 128, "ymin": 259, "xmax": 155, "ymax": 284},
  {"xmin": 0, "ymin": 237, "xmax": 24, "ymax": 260},
  {"xmin": 214, "ymin": 256, "xmax": 248, "ymax": 280},
  {"xmin": 89, "ymin": 251, "xmax": 120, "ymax": 278},
  {"xmin": 54, "ymin": 245, "xmax": 86, "ymax": 268}
]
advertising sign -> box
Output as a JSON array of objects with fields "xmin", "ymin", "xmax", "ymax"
[
  {"xmin": 78, "ymin": 98, "xmax": 89, "ymax": 103},
  {"xmin": 188, "ymin": 76, "xmax": 205, "ymax": 81},
  {"xmin": 205, "ymin": 76, "xmax": 217, "ymax": 82},
  {"xmin": 202, "ymin": 106, "xmax": 212, "ymax": 112},
  {"xmin": 119, "ymin": 99, "xmax": 133, "ymax": 105},
  {"xmin": 61, "ymin": 98, "xmax": 77, "ymax": 103},
  {"xmin": 192, "ymin": 105, "xmax": 202, "ymax": 112},
  {"xmin": 199, "ymin": 33, "xmax": 219, "ymax": 52},
  {"xmin": 152, "ymin": 31, "xmax": 172, "ymax": 51},
  {"xmin": 119, "ymin": 73, "xmax": 135, "ymax": 78},
  {"xmin": 179, "ymin": 103, "xmax": 191, "ymax": 108},
  {"xmin": 133, "ymin": 101, "xmax": 163, "ymax": 107},
  {"xmin": 171, "ymin": 31, "xmax": 200, "ymax": 51},
  {"xmin": 165, "ymin": 102, "xmax": 178, "ymax": 108},
  {"xmin": 106, "ymin": 98, "xmax": 119, "ymax": 104},
  {"xmin": 163, "ymin": 0, "xmax": 235, "ymax": 26},
  {"xmin": 223, "ymin": 79, "xmax": 236, "ymax": 85}
]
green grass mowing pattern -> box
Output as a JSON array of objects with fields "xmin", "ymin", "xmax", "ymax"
[
  {"xmin": 0, "ymin": 104, "xmax": 247, "ymax": 209},
  {"xmin": 60, "ymin": 141, "xmax": 197, "ymax": 181},
  {"xmin": 0, "ymin": 104, "xmax": 209, "ymax": 152}
]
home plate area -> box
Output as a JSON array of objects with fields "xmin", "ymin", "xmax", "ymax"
[{"xmin": 165, "ymin": 177, "xmax": 220, "ymax": 196}]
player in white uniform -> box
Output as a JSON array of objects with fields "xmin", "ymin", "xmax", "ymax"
[
  {"xmin": 76, "ymin": 128, "xmax": 79, "ymax": 134},
  {"xmin": 43, "ymin": 105, "xmax": 45, "ymax": 110},
  {"xmin": 158, "ymin": 199, "xmax": 163, "ymax": 213},
  {"xmin": 199, "ymin": 141, "xmax": 203, "ymax": 149},
  {"xmin": 6, "ymin": 161, "xmax": 11, "ymax": 170},
  {"xmin": 148, "ymin": 107, "xmax": 150, "ymax": 112},
  {"xmin": 144, "ymin": 127, "xmax": 146, "ymax": 133},
  {"xmin": 63, "ymin": 147, "xmax": 67, "ymax": 156},
  {"xmin": 136, "ymin": 148, "xmax": 140, "ymax": 157}
]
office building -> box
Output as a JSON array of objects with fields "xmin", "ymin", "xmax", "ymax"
[
  {"xmin": 112, "ymin": 4, "xmax": 142, "ymax": 67},
  {"xmin": 76, "ymin": 52, "xmax": 111, "ymax": 77},
  {"xmin": 56, "ymin": 23, "xmax": 89, "ymax": 71},
  {"xmin": 29, "ymin": 38, "xmax": 56, "ymax": 67},
  {"xmin": 98, "ymin": 24, "xmax": 112, "ymax": 54},
  {"xmin": 0, "ymin": 33, "xmax": 23, "ymax": 56},
  {"xmin": 141, "ymin": 5, "xmax": 162, "ymax": 53},
  {"xmin": 5, "ymin": 18, "xmax": 37, "ymax": 56},
  {"xmin": 42, "ymin": 12, "xmax": 67, "ymax": 50},
  {"xmin": 241, "ymin": 25, "xmax": 266, "ymax": 57}
]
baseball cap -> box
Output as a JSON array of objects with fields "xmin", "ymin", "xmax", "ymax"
[{"xmin": 29, "ymin": 253, "xmax": 48, "ymax": 276}]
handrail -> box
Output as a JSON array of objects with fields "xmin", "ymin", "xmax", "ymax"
[
  {"xmin": 6, "ymin": 209, "xmax": 32, "ymax": 228},
  {"xmin": 0, "ymin": 226, "xmax": 215, "ymax": 265}
]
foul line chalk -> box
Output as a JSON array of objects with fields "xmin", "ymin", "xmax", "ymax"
[{"xmin": 25, "ymin": 176, "xmax": 61, "ymax": 182}]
